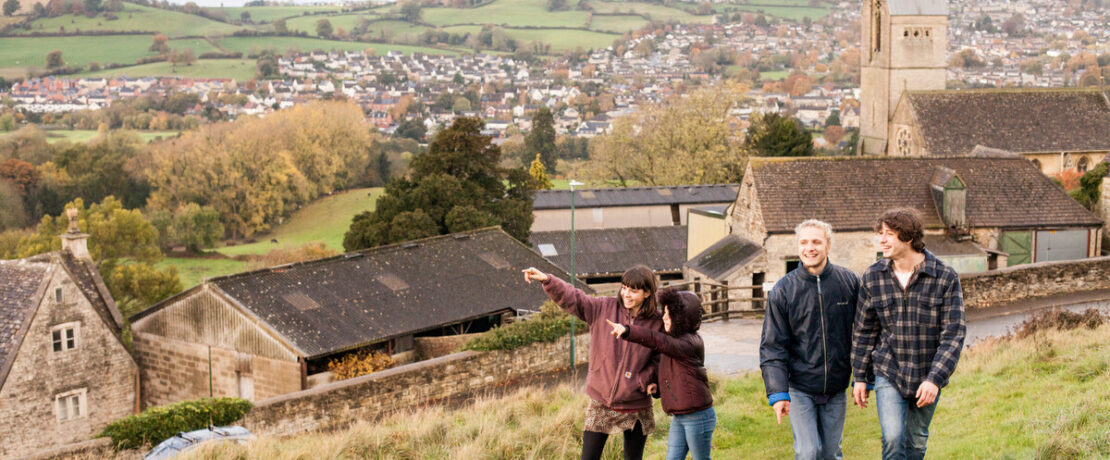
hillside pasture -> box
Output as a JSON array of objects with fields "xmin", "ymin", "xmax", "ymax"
[
  {"xmin": 588, "ymin": 14, "xmax": 650, "ymax": 33},
  {"xmin": 730, "ymin": 3, "xmax": 833, "ymax": 21},
  {"xmin": 216, "ymin": 36, "xmax": 459, "ymax": 57},
  {"xmin": 157, "ymin": 257, "xmax": 248, "ymax": 289},
  {"xmin": 78, "ymin": 58, "xmax": 257, "ymax": 81},
  {"xmin": 0, "ymin": 35, "xmax": 159, "ymax": 71},
  {"xmin": 34, "ymin": 129, "xmax": 180, "ymax": 144},
  {"xmin": 503, "ymin": 28, "xmax": 620, "ymax": 51},
  {"xmin": 14, "ymin": 4, "xmax": 244, "ymax": 38},
  {"xmin": 210, "ymin": 5, "xmax": 348, "ymax": 23},
  {"xmin": 590, "ymin": 1, "xmax": 711, "ymax": 23},
  {"xmin": 421, "ymin": 0, "xmax": 590, "ymax": 28},
  {"xmin": 284, "ymin": 15, "xmax": 427, "ymax": 39}
]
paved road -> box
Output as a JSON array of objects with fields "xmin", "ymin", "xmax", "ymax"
[{"xmin": 701, "ymin": 288, "xmax": 1110, "ymax": 376}]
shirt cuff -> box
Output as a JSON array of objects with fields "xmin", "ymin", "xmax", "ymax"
[{"xmin": 768, "ymin": 392, "xmax": 790, "ymax": 406}]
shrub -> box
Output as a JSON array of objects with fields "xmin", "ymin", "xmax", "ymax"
[
  {"xmin": 1014, "ymin": 307, "xmax": 1106, "ymax": 340},
  {"xmin": 461, "ymin": 301, "xmax": 587, "ymax": 352},
  {"xmin": 327, "ymin": 349, "xmax": 396, "ymax": 380},
  {"xmin": 99, "ymin": 397, "xmax": 253, "ymax": 451}
]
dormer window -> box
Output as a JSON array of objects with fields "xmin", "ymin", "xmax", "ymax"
[{"xmin": 51, "ymin": 322, "xmax": 79, "ymax": 352}]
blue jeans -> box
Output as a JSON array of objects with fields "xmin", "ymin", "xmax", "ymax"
[
  {"xmin": 787, "ymin": 388, "xmax": 847, "ymax": 460},
  {"xmin": 875, "ymin": 375, "xmax": 939, "ymax": 460},
  {"xmin": 666, "ymin": 407, "xmax": 716, "ymax": 460}
]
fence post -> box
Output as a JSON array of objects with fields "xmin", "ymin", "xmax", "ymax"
[{"xmin": 721, "ymin": 280, "xmax": 730, "ymax": 322}]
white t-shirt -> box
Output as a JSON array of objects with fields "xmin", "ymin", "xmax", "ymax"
[{"xmin": 895, "ymin": 270, "xmax": 912, "ymax": 289}]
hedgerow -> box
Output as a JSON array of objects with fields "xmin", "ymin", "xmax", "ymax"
[
  {"xmin": 99, "ymin": 397, "xmax": 252, "ymax": 451},
  {"xmin": 461, "ymin": 301, "xmax": 586, "ymax": 351}
]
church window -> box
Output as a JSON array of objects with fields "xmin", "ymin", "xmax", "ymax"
[
  {"xmin": 913, "ymin": 29, "xmax": 920, "ymax": 37},
  {"xmin": 895, "ymin": 127, "xmax": 912, "ymax": 156},
  {"xmin": 1031, "ymin": 159, "xmax": 1042, "ymax": 170},
  {"xmin": 872, "ymin": 1, "xmax": 882, "ymax": 53},
  {"xmin": 1078, "ymin": 156, "xmax": 1089, "ymax": 172},
  {"xmin": 1063, "ymin": 153, "xmax": 1074, "ymax": 170},
  {"xmin": 904, "ymin": 30, "xmax": 909, "ymax": 37}
]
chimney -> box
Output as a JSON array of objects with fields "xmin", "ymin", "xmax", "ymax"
[{"xmin": 60, "ymin": 207, "xmax": 92, "ymax": 261}]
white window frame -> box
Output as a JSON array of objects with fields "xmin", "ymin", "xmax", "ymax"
[
  {"xmin": 55, "ymin": 388, "xmax": 87, "ymax": 422},
  {"xmin": 51, "ymin": 322, "xmax": 80, "ymax": 352}
]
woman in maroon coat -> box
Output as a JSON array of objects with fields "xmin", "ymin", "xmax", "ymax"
[
  {"xmin": 523, "ymin": 265, "xmax": 663, "ymax": 460},
  {"xmin": 607, "ymin": 288, "xmax": 716, "ymax": 460}
]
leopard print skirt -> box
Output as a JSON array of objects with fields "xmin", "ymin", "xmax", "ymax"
[{"xmin": 583, "ymin": 398, "xmax": 655, "ymax": 436}]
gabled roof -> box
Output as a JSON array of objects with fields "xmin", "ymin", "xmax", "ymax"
[
  {"xmin": 748, "ymin": 157, "xmax": 1102, "ymax": 234},
  {"xmin": 906, "ymin": 88, "xmax": 1110, "ymax": 155},
  {"xmin": 684, "ymin": 234, "xmax": 765, "ymax": 280},
  {"xmin": 132, "ymin": 228, "xmax": 577, "ymax": 360},
  {"xmin": 533, "ymin": 184, "xmax": 738, "ymax": 210},
  {"xmin": 887, "ymin": 0, "xmax": 947, "ymax": 16},
  {"xmin": 530, "ymin": 226, "xmax": 687, "ymax": 277},
  {"xmin": 0, "ymin": 258, "xmax": 53, "ymax": 389}
]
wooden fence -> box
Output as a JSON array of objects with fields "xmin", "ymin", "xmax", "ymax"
[{"xmin": 596, "ymin": 280, "xmax": 765, "ymax": 322}]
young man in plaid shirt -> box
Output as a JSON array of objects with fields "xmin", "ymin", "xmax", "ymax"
[{"xmin": 851, "ymin": 208, "xmax": 966, "ymax": 460}]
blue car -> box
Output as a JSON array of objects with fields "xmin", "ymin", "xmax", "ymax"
[{"xmin": 145, "ymin": 426, "xmax": 254, "ymax": 460}]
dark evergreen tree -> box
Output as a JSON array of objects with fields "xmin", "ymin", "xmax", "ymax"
[
  {"xmin": 525, "ymin": 107, "xmax": 557, "ymax": 170},
  {"xmin": 743, "ymin": 112, "xmax": 814, "ymax": 157}
]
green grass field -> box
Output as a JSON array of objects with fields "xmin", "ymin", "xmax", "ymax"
[
  {"xmin": 591, "ymin": 1, "xmax": 711, "ymax": 23},
  {"xmin": 16, "ymin": 4, "xmax": 244, "ymax": 38},
  {"xmin": 285, "ymin": 15, "xmax": 428, "ymax": 39},
  {"xmin": 731, "ymin": 4, "xmax": 832, "ymax": 21},
  {"xmin": 0, "ymin": 35, "xmax": 163, "ymax": 71},
  {"xmin": 422, "ymin": 0, "xmax": 590, "ymax": 28},
  {"xmin": 760, "ymin": 69, "xmax": 791, "ymax": 80},
  {"xmin": 35, "ymin": 129, "xmax": 179, "ymax": 144},
  {"xmin": 78, "ymin": 58, "xmax": 257, "ymax": 80},
  {"xmin": 588, "ymin": 14, "xmax": 650, "ymax": 33},
  {"xmin": 216, "ymin": 36, "xmax": 458, "ymax": 57},
  {"xmin": 215, "ymin": 187, "xmax": 382, "ymax": 257},
  {"xmin": 157, "ymin": 256, "xmax": 249, "ymax": 289},
  {"xmin": 503, "ymin": 28, "xmax": 620, "ymax": 51},
  {"xmin": 179, "ymin": 317, "xmax": 1110, "ymax": 459},
  {"xmin": 210, "ymin": 5, "xmax": 348, "ymax": 23}
]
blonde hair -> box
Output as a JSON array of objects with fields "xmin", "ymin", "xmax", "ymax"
[{"xmin": 795, "ymin": 219, "xmax": 833, "ymax": 245}]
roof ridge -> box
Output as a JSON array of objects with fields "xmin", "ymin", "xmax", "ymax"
[{"xmin": 907, "ymin": 87, "xmax": 1106, "ymax": 96}]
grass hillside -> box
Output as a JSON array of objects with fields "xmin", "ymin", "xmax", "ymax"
[
  {"xmin": 77, "ymin": 58, "xmax": 257, "ymax": 80},
  {"xmin": 14, "ymin": 3, "xmax": 244, "ymax": 38},
  {"xmin": 176, "ymin": 312, "xmax": 1109, "ymax": 459}
]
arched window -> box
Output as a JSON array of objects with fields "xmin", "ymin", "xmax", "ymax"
[
  {"xmin": 1078, "ymin": 156, "xmax": 1089, "ymax": 172},
  {"xmin": 872, "ymin": 1, "xmax": 882, "ymax": 53}
]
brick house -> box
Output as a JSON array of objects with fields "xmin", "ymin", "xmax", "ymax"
[
  {"xmin": 128, "ymin": 228, "xmax": 572, "ymax": 408},
  {"xmin": 0, "ymin": 214, "xmax": 138, "ymax": 458},
  {"xmin": 685, "ymin": 156, "xmax": 1103, "ymax": 303}
]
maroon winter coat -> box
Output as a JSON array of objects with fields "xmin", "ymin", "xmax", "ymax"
[
  {"xmin": 624, "ymin": 325, "xmax": 713, "ymax": 415},
  {"xmin": 542, "ymin": 275, "xmax": 663, "ymax": 411}
]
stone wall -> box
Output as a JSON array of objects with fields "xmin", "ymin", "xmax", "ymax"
[
  {"xmin": 241, "ymin": 333, "xmax": 590, "ymax": 437},
  {"xmin": 133, "ymin": 332, "xmax": 300, "ymax": 408},
  {"xmin": 1101, "ymin": 173, "xmax": 1110, "ymax": 248},
  {"xmin": 413, "ymin": 333, "xmax": 481, "ymax": 360},
  {"xmin": 0, "ymin": 269, "xmax": 138, "ymax": 459},
  {"xmin": 961, "ymin": 256, "xmax": 1110, "ymax": 308}
]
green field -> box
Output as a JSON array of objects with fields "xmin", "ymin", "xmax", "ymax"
[
  {"xmin": 34, "ymin": 129, "xmax": 180, "ymax": 144},
  {"xmin": 211, "ymin": 5, "xmax": 348, "ymax": 23},
  {"xmin": 216, "ymin": 36, "xmax": 458, "ymax": 57},
  {"xmin": 588, "ymin": 14, "xmax": 650, "ymax": 33},
  {"xmin": 422, "ymin": 0, "xmax": 590, "ymax": 28},
  {"xmin": 591, "ymin": 1, "xmax": 711, "ymax": 23},
  {"xmin": 79, "ymin": 58, "xmax": 257, "ymax": 80},
  {"xmin": 731, "ymin": 3, "xmax": 833, "ymax": 21},
  {"xmin": 760, "ymin": 70, "xmax": 791, "ymax": 80},
  {"xmin": 503, "ymin": 28, "xmax": 620, "ymax": 51},
  {"xmin": 215, "ymin": 187, "xmax": 382, "ymax": 257},
  {"xmin": 285, "ymin": 15, "xmax": 427, "ymax": 39},
  {"xmin": 16, "ymin": 4, "xmax": 245, "ymax": 38},
  {"xmin": 157, "ymin": 256, "xmax": 249, "ymax": 289},
  {"xmin": 0, "ymin": 35, "xmax": 162, "ymax": 70}
]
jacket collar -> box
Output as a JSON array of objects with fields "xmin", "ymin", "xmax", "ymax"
[
  {"xmin": 795, "ymin": 261, "xmax": 834, "ymax": 282},
  {"xmin": 879, "ymin": 249, "xmax": 939, "ymax": 278}
]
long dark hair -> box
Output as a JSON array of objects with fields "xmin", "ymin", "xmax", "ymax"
[
  {"xmin": 659, "ymin": 288, "xmax": 702, "ymax": 336},
  {"xmin": 620, "ymin": 265, "xmax": 658, "ymax": 319}
]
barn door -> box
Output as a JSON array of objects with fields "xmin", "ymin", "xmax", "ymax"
[{"xmin": 1000, "ymin": 231, "xmax": 1032, "ymax": 266}]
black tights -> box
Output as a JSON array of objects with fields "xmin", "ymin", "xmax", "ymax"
[{"xmin": 581, "ymin": 421, "xmax": 648, "ymax": 460}]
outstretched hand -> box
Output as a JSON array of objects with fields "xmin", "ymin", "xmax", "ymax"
[
  {"xmin": 522, "ymin": 267, "xmax": 549, "ymax": 284},
  {"xmin": 605, "ymin": 319, "xmax": 626, "ymax": 338}
]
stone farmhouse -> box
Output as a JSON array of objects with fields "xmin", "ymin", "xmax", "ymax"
[
  {"xmin": 531, "ymin": 184, "xmax": 737, "ymax": 232},
  {"xmin": 128, "ymin": 228, "xmax": 574, "ymax": 408},
  {"xmin": 0, "ymin": 212, "xmax": 138, "ymax": 459},
  {"xmin": 858, "ymin": 0, "xmax": 1110, "ymax": 176},
  {"xmin": 685, "ymin": 156, "xmax": 1104, "ymax": 302}
]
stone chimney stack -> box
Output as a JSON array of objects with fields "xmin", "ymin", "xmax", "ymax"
[{"xmin": 60, "ymin": 207, "xmax": 92, "ymax": 261}]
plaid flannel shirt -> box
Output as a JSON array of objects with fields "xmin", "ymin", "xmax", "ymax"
[{"xmin": 851, "ymin": 249, "xmax": 966, "ymax": 399}]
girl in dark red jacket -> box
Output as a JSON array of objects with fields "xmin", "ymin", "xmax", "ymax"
[
  {"xmin": 607, "ymin": 288, "xmax": 716, "ymax": 460},
  {"xmin": 523, "ymin": 265, "xmax": 663, "ymax": 460}
]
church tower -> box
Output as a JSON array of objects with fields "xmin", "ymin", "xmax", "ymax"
[{"xmin": 859, "ymin": 0, "xmax": 948, "ymax": 155}]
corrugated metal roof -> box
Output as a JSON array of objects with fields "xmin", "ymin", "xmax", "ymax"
[
  {"xmin": 533, "ymin": 184, "xmax": 738, "ymax": 210},
  {"xmin": 888, "ymin": 0, "xmax": 947, "ymax": 16},
  {"xmin": 529, "ymin": 226, "xmax": 688, "ymax": 276},
  {"xmin": 137, "ymin": 228, "xmax": 579, "ymax": 360},
  {"xmin": 684, "ymin": 235, "xmax": 765, "ymax": 280}
]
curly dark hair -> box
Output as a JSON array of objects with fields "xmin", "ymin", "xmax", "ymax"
[
  {"xmin": 875, "ymin": 208, "xmax": 926, "ymax": 252},
  {"xmin": 658, "ymin": 287, "xmax": 702, "ymax": 336}
]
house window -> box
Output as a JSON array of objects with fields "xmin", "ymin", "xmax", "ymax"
[
  {"xmin": 51, "ymin": 322, "xmax": 79, "ymax": 352},
  {"xmin": 55, "ymin": 389, "xmax": 87, "ymax": 422},
  {"xmin": 55, "ymin": 287, "xmax": 63, "ymax": 302},
  {"xmin": 785, "ymin": 258, "xmax": 800, "ymax": 273}
]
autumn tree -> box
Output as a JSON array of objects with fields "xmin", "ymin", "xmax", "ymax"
[
  {"xmin": 343, "ymin": 117, "xmax": 536, "ymax": 250},
  {"xmin": 0, "ymin": 158, "xmax": 41, "ymax": 193},
  {"xmin": 316, "ymin": 18, "xmax": 333, "ymax": 38},
  {"xmin": 46, "ymin": 50, "xmax": 65, "ymax": 69},
  {"xmin": 584, "ymin": 83, "xmax": 748, "ymax": 186},
  {"xmin": 150, "ymin": 33, "xmax": 170, "ymax": 53},
  {"xmin": 525, "ymin": 107, "xmax": 557, "ymax": 170},
  {"xmin": 400, "ymin": 0, "xmax": 422, "ymax": 21},
  {"xmin": 743, "ymin": 112, "xmax": 814, "ymax": 157},
  {"xmin": 529, "ymin": 154, "xmax": 553, "ymax": 189},
  {"xmin": 148, "ymin": 203, "xmax": 224, "ymax": 252}
]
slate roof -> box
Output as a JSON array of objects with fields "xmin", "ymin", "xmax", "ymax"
[
  {"xmin": 906, "ymin": 89, "xmax": 1110, "ymax": 155},
  {"xmin": 132, "ymin": 228, "xmax": 579, "ymax": 360},
  {"xmin": 749, "ymin": 157, "xmax": 1103, "ymax": 234},
  {"xmin": 0, "ymin": 258, "xmax": 52, "ymax": 389},
  {"xmin": 684, "ymin": 234, "xmax": 765, "ymax": 280},
  {"xmin": 887, "ymin": 0, "xmax": 947, "ymax": 16},
  {"xmin": 529, "ymin": 226, "xmax": 687, "ymax": 276},
  {"xmin": 533, "ymin": 184, "xmax": 738, "ymax": 210},
  {"xmin": 923, "ymin": 235, "xmax": 984, "ymax": 257}
]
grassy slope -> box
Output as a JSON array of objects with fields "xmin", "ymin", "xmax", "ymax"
[
  {"xmin": 422, "ymin": 0, "xmax": 590, "ymax": 28},
  {"xmin": 35, "ymin": 129, "xmax": 179, "ymax": 144},
  {"xmin": 14, "ymin": 3, "xmax": 243, "ymax": 38},
  {"xmin": 588, "ymin": 14, "xmax": 650, "ymax": 33},
  {"xmin": 156, "ymin": 256, "xmax": 248, "ymax": 289},
  {"xmin": 284, "ymin": 15, "xmax": 426, "ymax": 38},
  {"xmin": 0, "ymin": 35, "xmax": 158, "ymax": 69},
  {"xmin": 78, "ymin": 58, "xmax": 257, "ymax": 80},
  {"xmin": 216, "ymin": 36, "xmax": 458, "ymax": 56},
  {"xmin": 210, "ymin": 6, "xmax": 347, "ymax": 23},
  {"xmin": 180, "ymin": 322, "xmax": 1110, "ymax": 459}
]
